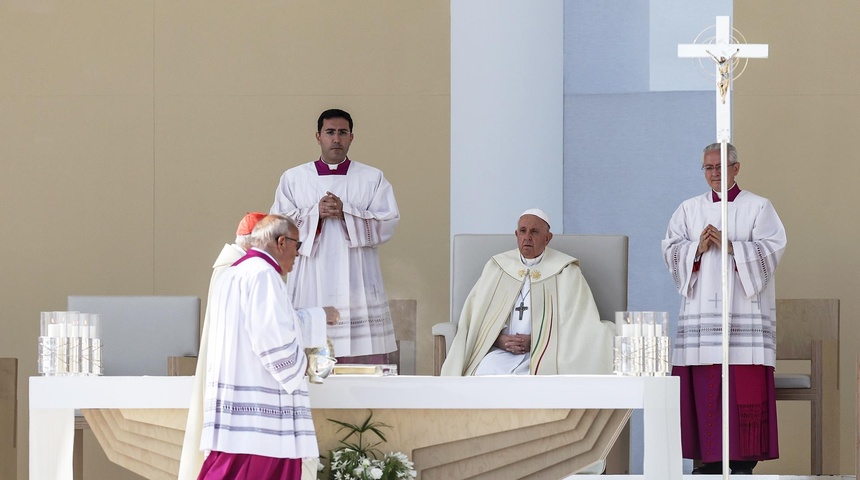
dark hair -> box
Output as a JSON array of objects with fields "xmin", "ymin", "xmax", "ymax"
[{"xmin": 317, "ymin": 109, "xmax": 353, "ymax": 132}]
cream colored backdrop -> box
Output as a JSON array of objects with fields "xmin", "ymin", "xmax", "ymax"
[
  {"xmin": 735, "ymin": 2, "xmax": 859, "ymax": 475},
  {"xmin": 0, "ymin": 2, "xmax": 449, "ymax": 479}
]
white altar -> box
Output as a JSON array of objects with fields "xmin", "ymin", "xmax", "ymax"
[{"xmin": 30, "ymin": 375, "xmax": 682, "ymax": 479}]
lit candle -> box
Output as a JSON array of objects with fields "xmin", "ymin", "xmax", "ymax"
[
  {"xmin": 79, "ymin": 313, "xmax": 91, "ymax": 339},
  {"xmin": 67, "ymin": 312, "xmax": 80, "ymax": 338},
  {"xmin": 46, "ymin": 323, "xmax": 60, "ymax": 338},
  {"xmin": 55, "ymin": 311, "xmax": 68, "ymax": 338},
  {"xmin": 621, "ymin": 323, "xmax": 632, "ymax": 337}
]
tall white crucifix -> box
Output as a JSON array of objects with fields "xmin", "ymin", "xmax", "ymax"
[{"xmin": 678, "ymin": 16, "xmax": 768, "ymax": 479}]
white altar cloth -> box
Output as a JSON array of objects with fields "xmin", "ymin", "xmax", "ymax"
[{"xmin": 29, "ymin": 375, "xmax": 682, "ymax": 479}]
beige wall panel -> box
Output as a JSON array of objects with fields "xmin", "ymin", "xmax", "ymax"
[
  {"xmin": 736, "ymin": 94, "xmax": 860, "ymax": 474},
  {"xmin": 152, "ymin": 94, "xmax": 450, "ymax": 373},
  {"xmin": 2, "ymin": 1, "xmax": 448, "ymax": 477},
  {"xmin": 0, "ymin": 1, "xmax": 153, "ymax": 96},
  {"xmin": 735, "ymin": 1, "xmax": 860, "ymax": 469},
  {"xmin": 736, "ymin": 2, "xmax": 860, "ymax": 97},
  {"xmin": 0, "ymin": 95, "xmax": 156, "ymax": 324},
  {"xmin": 151, "ymin": 94, "xmax": 305, "ymax": 298},
  {"xmin": 348, "ymin": 98, "xmax": 450, "ymax": 374},
  {"xmin": 736, "ymin": 96, "xmax": 860, "ymax": 293},
  {"xmin": 154, "ymin": 0, "xmax": 449, "ymax": 96},
  {"xmin": 0, "ymin": 96, "xmax": 155, "ymax": 479}
]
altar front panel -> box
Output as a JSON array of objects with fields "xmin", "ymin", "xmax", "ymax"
[{"xmin": 29, "ymin": 375, "xmax": 681, "ymax": 480}]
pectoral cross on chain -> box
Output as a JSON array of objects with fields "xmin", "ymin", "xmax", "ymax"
[{"xmin": 514, "ymin": 302, "xmax": 528, "ymax": 320}]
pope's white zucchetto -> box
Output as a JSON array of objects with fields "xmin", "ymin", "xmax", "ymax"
[{"xmin": 520, "ymin": 208, "xmax": 551, "ymax": 229}]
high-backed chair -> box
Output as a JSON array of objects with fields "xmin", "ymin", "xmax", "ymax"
[
  {"xmin": 0, "ymin": 358, "xmax": 16, "ymax": 480},
  {"xmin": 774, "ymin": 298, "xmax": 840, "ymax": 475},
  {"xmin": 66, "ymin": 295, "xmax": 200, "ymax": 480},
  {"xmin": 67, "ymin": 295, "xmax": 200, "ymax": 376},
  {"xmin": 433, "ymin": 234, "xmax": 628, "ymax": 375}
]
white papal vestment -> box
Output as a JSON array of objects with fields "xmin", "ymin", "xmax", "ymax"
[{"xmin": 441, "ymin": 247, "xmax": 613, "ymax": 376}]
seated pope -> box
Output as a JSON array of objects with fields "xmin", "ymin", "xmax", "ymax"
[{"xmin": 441, "ymin": 209, "xmax": 614, "ymax": 376}]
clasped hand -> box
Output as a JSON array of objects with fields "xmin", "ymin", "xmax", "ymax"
[
  {"xmin": 323, "ymin": 306, "xmax": 340, "ymax": 325},
  {"xmin": 698, "ymin": 224, "xmax": 734, "ymax": 255},
  {"xmin": 319, "ymin": 191, "xmax": 344, "ymax": 219},
  {"xmin": 495, "ymin": 333, "xmax": 530, "ymax": 354}
]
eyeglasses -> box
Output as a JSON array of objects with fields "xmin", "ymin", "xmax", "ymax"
[
  {"xmin": 319, "ymin": 129, "xmax": 351, "ymax": 138},
  {"xmin": 701, "ymin": 163, "xmax": 737, "ymax": 172},
  {"xmin": 281, "ymin": 236, "xmax": 302, "ymax": 250}
]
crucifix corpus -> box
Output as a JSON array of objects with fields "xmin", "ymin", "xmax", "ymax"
[
  {"xmin": 678, "ymin": 16, "xmax": 768, "ymax": 143},
  {"xmin": 678, "ymin": 16, "xmax": 768, "ymax": 478},
  {"xmin": 514, "ymin": 301, "xmax": 528, "ymax": 320}
]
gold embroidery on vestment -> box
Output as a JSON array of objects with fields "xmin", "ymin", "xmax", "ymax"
[{"xmin": 518, "ymin": 269, "xmax": 542, "ymax": 279}]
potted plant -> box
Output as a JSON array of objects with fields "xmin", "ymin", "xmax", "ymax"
[{"xmin": 322, "ymin": 411, "xmax": 416, "ymax": 480}]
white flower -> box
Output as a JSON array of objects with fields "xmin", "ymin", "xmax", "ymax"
[{"xmin": 369, "ymin": 467, "xmax": 383, "ymax": 479}]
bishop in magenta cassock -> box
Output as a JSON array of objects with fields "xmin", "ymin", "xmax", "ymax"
[
  {"xmin": 198, "ymin": 215, "xmax": 338, "ymax": 480},
  {"xmin": 662, "ymin": 143, "xmax": 786, "ymax": 475}
]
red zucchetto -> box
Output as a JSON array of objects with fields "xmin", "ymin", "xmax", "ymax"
[{"xmin": 235, "ymin": 212, "xmax": 267, "ymax": 235}]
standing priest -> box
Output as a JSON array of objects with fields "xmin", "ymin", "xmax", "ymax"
[
  {"xmin": 662, "ymin": 142, "xmax": 786, "ymax": 475},
  {"xmin": 441, "ymin": 209, "xmax": 613, "ymax": 376},
  {"xmin": 270, "ymin": 108, "xmax": 399, "ymax": 365}
]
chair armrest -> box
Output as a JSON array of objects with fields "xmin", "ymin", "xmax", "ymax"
[
  {"xmin": 167, "ymin": 356, "xmax": 198, "ymax": 376},
  {"xmin": 432, "ymin": 322, "xmax": 457, "ymax": 351},
  {"xmin": 432, "ymin": 322, "xmax": 457, "ymax": 376}
]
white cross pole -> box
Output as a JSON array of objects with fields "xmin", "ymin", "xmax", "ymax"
[{"xmin": 678, "ymin": 16, "xmax": 767, "ymax": 479}]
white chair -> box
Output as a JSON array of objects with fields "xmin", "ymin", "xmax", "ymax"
[
  {"xmin": 65, "ymin": 296, "xmax": 200, "ymax": 480},
  {"xmin": 67, "ymin": 295, "xmax": 200, "ymax": 376},
  {"xmin": 431, "ymin": 234, "xmax": 630, "ymax": 474},
  {"xmin": 432, "ymin": 234, "xmax": 628, "ymax": 375}
]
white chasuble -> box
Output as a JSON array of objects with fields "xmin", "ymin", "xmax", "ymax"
[
  {"xmin": 441, "ymin": 248, "xmax": 613, "ymax": 376},
  {"xmin": 662, "ymin": 190, "xmax": 786, "ymax": 367},
  {"xmin": 473, "ymin": 267, "xmax": 534, "ymax": 376},
  {"xmin": 271, "ymin": 159, "xmax": 399, "ymax": 357}
]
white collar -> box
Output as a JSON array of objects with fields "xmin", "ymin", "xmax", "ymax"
[{"xmin": 520, "ymin": 252, "xmax": 544, "ymax": 267}]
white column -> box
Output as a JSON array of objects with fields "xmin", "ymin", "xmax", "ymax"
[{"xmin": 451, "ymin": 0, "xmax": 564, "ymax": 236}]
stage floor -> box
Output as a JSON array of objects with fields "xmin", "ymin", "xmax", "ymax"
[{"xmin": 567, "ymin": 476, "xmax": 855, "ymax": 479}]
